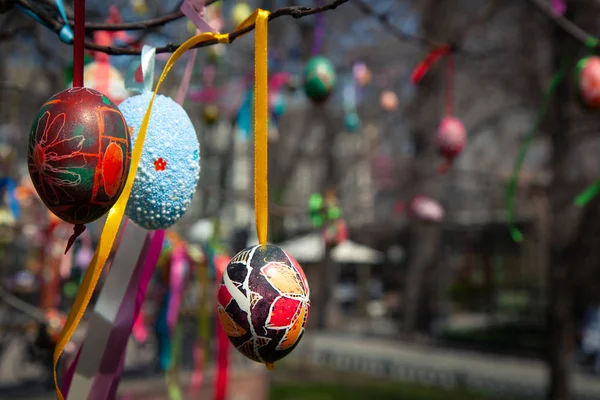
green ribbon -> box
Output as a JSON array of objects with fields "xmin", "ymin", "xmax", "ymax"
[
  {"xmin": 575, "ymin": 179, "xmax": 600, "ymax": 207},
  {"xmin": 506, "ymin": 60, "xmax": 570, "ymax": 242},
  {"xmin": 166, "ymin": 323, "xmax": 183, "ymax": 400}
]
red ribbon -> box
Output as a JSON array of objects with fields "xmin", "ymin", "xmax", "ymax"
[
  {"xmin": 213, "ymin": 254, "xmax": 231, "ymax": 400},
  {"xmin": 410, "ymin": 45, "xmax": 452, "ymax": 85}
]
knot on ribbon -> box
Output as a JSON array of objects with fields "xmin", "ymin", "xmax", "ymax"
[
  {"xmin": 216, "ymin": 33, "xmax": 230, "ymax": 44},
  {"xmin": 59, "ymin": 25, "xmax": 74, "ymax": 44}
]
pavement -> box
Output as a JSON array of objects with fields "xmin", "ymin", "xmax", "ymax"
[
  {"xmin": 290, "ymin": 331, "xmax": 600, "ymax": 400},
  {"xmin": 2, "ymin": 324, "xmax": 600, "ymax": 399}
]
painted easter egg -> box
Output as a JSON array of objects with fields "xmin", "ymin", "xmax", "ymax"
[
  {"xmin": 436, "ymin": 116, "xmax": 466, "ymax": 161},
  {"xmin": 232, "ymin": 2, "xmax": 253, "ymax": 26},
  {"xmin": 118, "ymin": 93, "xmax": 200, "ymax": 230},
  {"xmin": 410, "ymin": 195, "xmax": 444, "ymax": 224},
  {"xmin": 217, "ymin": 244, "xmax": 310, "ymax": 367},
  {"xmin": 576, "ymin": 56, "xmax": 600, "ymax": 109},
  {"xmin": 203, "ymin": 104, "xmax": 220, "ymax": 125},
  {"xmin": 353, "ymin": 62, "xmax": 371, "ymax": 86},
  {"xmin": 27, "ymin": 87, "xmax": 131, "ymax": 225},
  {"xmin": 380, "ymin": 90, "xmax": 399, "ymax": 112},
  {"xmin": 303, "ymin": 56, "xmax": 337, "ymax": 103}
]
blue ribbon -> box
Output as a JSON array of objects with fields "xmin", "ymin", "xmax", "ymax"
[
  {"xmin": 0, "ymin": 178, "xmax": 20, "ymax": 220},
  {"xmin": 55, "ymin": 0, "xmax": 74, "ymax": 44},
  {"xmin": 17, "ymin": 2, "xmax": 73, "ymax": 44},
  {"xmin": 155, "ymin": 290, "xmax": 172, "ymax": 371},
  {"xmin": 237, "ymin": 87, "xmax": 253, "ymax": 141},
  {"xmin": 125, "ymin": 45, "xmax": 156, "ymax": 94}
]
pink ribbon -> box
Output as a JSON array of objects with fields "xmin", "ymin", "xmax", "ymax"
[
  {"xmin": 59, "ymin": 247, "xmax": 73, "ymax": 279},
  {"xmin": 102, "ymin": 230, "xmax": 165, "ymax": 400},
  {"xmin": 61, "ymin": 229, "xmax": 165, "ymax": 399},
  {"xmin": 167, "ymin": 244, "xmax": 187, "ymax": 331},
  {"xmin": 175, "ymin": 0, "xmax": 218, "ymax": 106},
  {"xmin": 268, "ymin": 72, "xmax": 289, "ymax": 109},
  {"xmin": 75, "ymin": 230, "xmax": 93, "ymax": 270},
  {"xmin": 189, "ymin": 343, "xmax": 205, "ymax": 394}
]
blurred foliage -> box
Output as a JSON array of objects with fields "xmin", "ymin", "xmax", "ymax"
[{"xmin": 442, "ymin": 323, "xmax": 545, "ymax": 355}]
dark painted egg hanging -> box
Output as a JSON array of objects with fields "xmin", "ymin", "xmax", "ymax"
[
  {"xmin": 27, "ymin": 87, "xmax": 131, "ymax": 227},
  {"xmin": 217, "ymin": 244, "xmax": 310, "ymax": 368}
]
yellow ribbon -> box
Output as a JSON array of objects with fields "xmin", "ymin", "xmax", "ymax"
[
  {"xmin": 53, "ymin": 10, "xmax": 270, "ymax": 396},
  {"xmin": 248, "ymin": 9, "xmax": 270, "ymax": 245}
]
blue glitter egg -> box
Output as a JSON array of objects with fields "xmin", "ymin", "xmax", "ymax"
[{"xmin": 119, "ymin": 93, "xmax": 200, "ymax": 230}]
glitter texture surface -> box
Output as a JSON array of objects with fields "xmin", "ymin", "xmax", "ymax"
[{"xmin": 119, "ymin": 93, "xmax": 200, "ymax": 230}]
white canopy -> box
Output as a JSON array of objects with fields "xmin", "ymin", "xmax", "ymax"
[
  {"xmin": 247, "ymin": 232, "xmax": 385, "ymax": 264},
  {"xmin": 187, "ymin": 219, "xmax": 215, "ymax": 243}
]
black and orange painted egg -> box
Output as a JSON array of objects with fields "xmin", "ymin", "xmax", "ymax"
[
  {"xmin": 27, "ymin": 87, "xmax": 131, "ymax": 225},
  {"xmin": 217, "ymin": 244, "xmax": 310, "ymax": 367}
]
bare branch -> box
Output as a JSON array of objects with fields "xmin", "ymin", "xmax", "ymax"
[
  {"xmin": 16, "ymin": 0, "xmax": 348, "ymax": 55},
  {"xmin": 524, "ymin": 0, "xmax": 599, "ymax": 48},
  {"xmin": 350, "ymin": 0, "xmax": 441, "ymax": 47},
  {"xmin": 352, "ymin": 0, "xmax": 504, "ymax": 57},
  {"xmin": 33, "ymin": 0, "xmax": 219, "ymax": 31}
]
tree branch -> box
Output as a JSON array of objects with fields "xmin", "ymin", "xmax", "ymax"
[
  {"xmin": 33, "ymin": 0, "xmax": 219, "ymax": 31},
  {"xmin": 16, "ymin": 0, "xmax": 348, "ymax": 55},
  {"xmin": 524, "ymin": 0, "xmax": 599, "ymax": 48},
  {"xmin": 352, "ymin": 0, "xmax": 504, "ymax": 57},
  {"xmin": 351, "ymin": 0, "xmax": 441, "ymax": 47}
]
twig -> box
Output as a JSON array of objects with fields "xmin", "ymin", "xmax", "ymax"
[
  {"xmin": 524, "ymin": 0, "xmax": 599, "ymax": 48},
  {"xmin": 351, "ymin": 0, "xmax": 440, "ymax": 47},
  {"xmin": 34, "ymin": 0, "xmax": 219, "ymax": 31},
  {"xmin": 16, "ymin": 0, "xmax": 348, "ymax": 55},
  {"xmin": 352, "ymin": 0, "xmax": 502, "ymax": 56}
]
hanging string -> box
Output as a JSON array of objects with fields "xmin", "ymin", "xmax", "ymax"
[
  {"xmin": 253, "ymin": 10, "xmax": 270, "ymax": 246},
  {"xmin": 72, "ymin": 0, "xmax": 85, "ymax": 88},
  {"xmin": 445, "ymin": 52, "xmax": 455, "ymax": 117},
  {"xmin": 506, "ymin": 60, "xmax": 570, "ymax": 242},
  {"xmin": 63, "ymin": 0, "xmax": 87, "ymax": 254},
  {"xmin": 311, "ymin": 0, "xmax": 325, "ymax": 56}
]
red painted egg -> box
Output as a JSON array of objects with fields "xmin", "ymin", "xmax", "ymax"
[
  {"xmin": 409, "ymin": 195, "xmax": 444, "ymax": 224},
  {"xmin": 436, "ymin": 117, "xmax": 466, "ymax": 161},
  {"xmin": 27, "ymin": 87, "xmax": 131, "ymax": 225},
  {"xmin": 577, "ymin": 56, "xmax": 600, "ymax": 109},
  {"xmin": 217, "ymin": 244, "xmax": 310, "ymax": 367}
]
